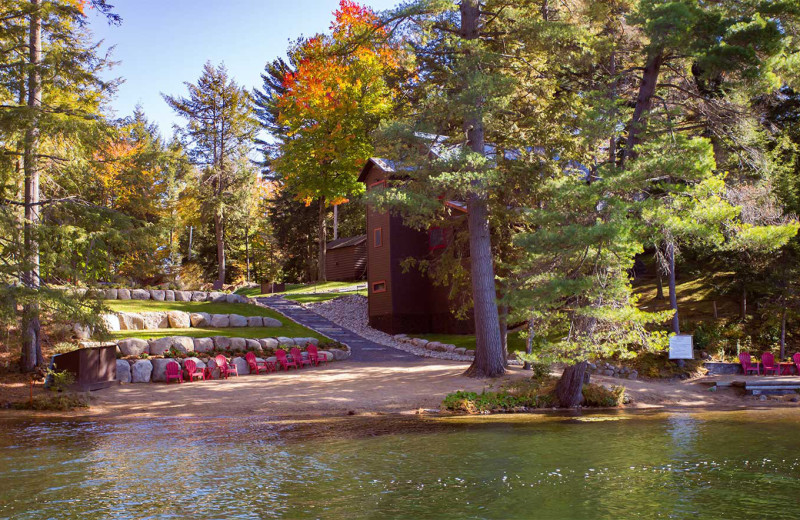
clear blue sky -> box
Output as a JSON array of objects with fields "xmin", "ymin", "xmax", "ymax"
[{"xmin": 89, "ymin": 0, "xmax": 400, "ymax": 137}]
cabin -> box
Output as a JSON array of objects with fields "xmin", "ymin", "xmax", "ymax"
[
  {"xmin": 325, "ymin": 234, "xmax": 367, "ymax": 281},
  {"xmin": 358, "ymin": 158, "xmax": 474, "ymax": 335}
]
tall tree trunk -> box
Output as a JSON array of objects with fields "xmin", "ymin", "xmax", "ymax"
[
  {"xmin": 656, "ymin": 271, "xmax": 664, "ymax": 300},
  {"xmin": 187, "ymin": 225, "xmax": 193, "ymax": 261},
  {"xmin": 499, "ymin": 302, "xmax": 508, "ymax": 367},
  {"xmin": 621, "ymin": 51, "xmax": 663, "ymax": 167},
  {"xmin": 317, "ymin": 196, "xmax": 327, "ymax": 282},
  {"xmin": 667, "ymin": 241, "xmax": 679, "ymax": 334},
  {"xmin": 555, "ymin": 361, "xmax": 587, "ymax": 407},
  {"xmin": 780, "ymin": 306, "xmax": 786, "ymax": 359},
  {"xmin": 245, "ymin": 222, "xmax": 250, "ymax": 283},
  {"xmin": 21, "ymin": 0, "xmax": 42, "ymax": 372},
  {"xmin": 523, "ymin": 316, "xmax": 534, "ymax": 371},
  {"xmin": 214, "ymin": 210, "xmax": 225, "ymax": 289},
  {"xmin": 333, "ymin": 204, "xmax": 338, "ymax": 241},
  {"xmin": 740, "ymin": 286, "xmax": 747, "ymax": 321},
  {"xmin": 460, "ymin": 0, "xmax": 504, "ymax": 378}
]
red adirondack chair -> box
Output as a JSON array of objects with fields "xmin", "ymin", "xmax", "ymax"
[
  {"xmin": 275, "ymin": 349, "xmax": 298, "ymax": 371},
  {"xmin": 183, "ymin": 359, "xmax": 204, "ymax": 382},
  {"xmin": 794, "ymin": 353, "xmax": 800, "ymax": 376},
  {"xmin": 290, "ymin": 347, "xmax": 313, "ymax": 369},
  {"xmin": 165, "ymin": 361, "xmax": 183, "ymax": 384},
  {"xmin": 761, "ymin": 352, "xmax": 779, "ymax": 376},
  {"xmin": 307, "ymin": 345, "xmax": 327, "ymax": 366},
  {"xmin": 739, "ymin": 353, "xmax": 760, "ymax": 376},
  {"xmin": 215, "ymin": 354, "xmax": 238, "ymax": 379},
  {"xmin": 245, "ymin": 351, "xmax": 275, "ymax": 375}
]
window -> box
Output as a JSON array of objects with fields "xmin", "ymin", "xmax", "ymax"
[
  {"xmin": 372, "ymin": 280, "xmax": 387, "ymax": 293},
  {"xmin": 373, "ymin": 228, "xmax": 383, "ymax": 247},
  {"xmin": 428, "ymin": 227, "xmax": 446, "ymax": 250}
]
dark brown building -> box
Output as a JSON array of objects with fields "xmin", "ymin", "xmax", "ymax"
[
  {"xmin": 325, "ymin": 235, "xmax": 367, "ymax": 281},
  {"xmin": 359, "ymin": 158, "xmax": 474, "ymax": 335}
]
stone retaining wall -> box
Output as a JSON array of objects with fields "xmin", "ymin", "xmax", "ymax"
[
  {"xmin": 72, "ymin": 287, "xmax": 251, "ymax": 304},
  {"xmin": 95, "ymin": 311, "xmax": 283, "ymax": 334},
  {"xmin": 391, "ymin": 334, "xmax": 475, "ymax": 358}
]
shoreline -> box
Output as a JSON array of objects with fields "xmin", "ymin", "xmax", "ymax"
[{"xmin": 3, "ymin": 358, "xmax": 799, "ymax": 422}]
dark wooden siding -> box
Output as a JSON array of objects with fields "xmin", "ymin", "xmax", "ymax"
[{"xmin": 365, "ymin": 165, "xmax": 392, "ymax": 320}]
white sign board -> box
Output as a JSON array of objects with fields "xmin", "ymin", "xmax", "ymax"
[{"xmin": 669, "ymin": 334, "xmax": 694, "ymax": 360}]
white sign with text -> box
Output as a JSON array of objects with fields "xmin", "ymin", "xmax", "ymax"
[{"xmin": 669, "ymin": 334, "xmax": 694, "ymax": 360}]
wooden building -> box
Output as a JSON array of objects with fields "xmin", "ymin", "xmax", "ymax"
[
  {"xmin": 325, "ymin": 235, "xmax": 367, "ymax": 281},
  {"xmin": 358, "ymin": 158, "xmax": 474, "ymax": 335}
]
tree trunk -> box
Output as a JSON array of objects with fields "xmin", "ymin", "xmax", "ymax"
[
  {"xmin": 780, "ymin": 306, "xmax": 786, "ymax": 359},
  {"xmin": 245, "ymin": 222, "xmax": 251, "ymax": 283},
  {"xmin": 460, "ymin": 0, "xmax": 505, "ymax": 378},
  {"xmin": 317, "ymin": 197, "xmax": 327, "ymax": 282},
  {"xmin": 656, "ymin": 271, "xmax": 664, "ymax": 300},
  {"xmin": 667, "ymin": 241, "xmax": 679, "ymax": 334},
  {"xmin": 187, "ymin": 225, "xmax": 193, "ymax": 260},
  {"xmin": 214, "ymin": 210, "xmax": 225, "ymax": 289},
  {"xmin": 333, "ymin": 204, "xmax": 339, "ymax": 241},
  {"xmin": 621, "ymin": 51, "xmax": 664, "ymax": 167},
  {"xmin": 712, "ymin": 300, "xmax": 718, "ymax": 319},
  {"xmin": 21, "ymin": 0, "xmax": 42, "ymax": 372},
  {"xmin": 499, "ymin": 303, "xmax": 508, "ymax": 367},
  {"xmin": 555, "ymin": 361, "xmax": 587, "ymax": 408},
  {"xmin": 523, "ymin": 316, "xmax": 534, "ymax": 371},
  {"xmin": 740, "ymin": 286, "xmax": 747, "ymax": 321}
]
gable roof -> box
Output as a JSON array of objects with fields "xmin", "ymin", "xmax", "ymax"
[{"xmin": 326, "ymin": 234, "xmax": 367, "ymax": 250}]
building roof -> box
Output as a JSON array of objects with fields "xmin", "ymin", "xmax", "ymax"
[{"xmin": 326, "ymin": 234, "xmax": 367, "ymax": 250}]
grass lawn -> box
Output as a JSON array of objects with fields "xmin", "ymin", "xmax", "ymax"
[
  {"xmin": 235, "ymin": 281, "xmax": 365, "ymax": 298},
  {"xmin": 104, "ymin": 300, "xmax": 323, "ymax": 341},
  {"xmin": 414, "ymin": 331, "xmax": 527, "ymax": 353},
  {"xmin": 284, "ymin": 289, "xmax": 366, "ymax": 304}
]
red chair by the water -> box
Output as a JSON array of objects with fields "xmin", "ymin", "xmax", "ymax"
[
  {"xmin": 215, "ymin": 354, "xmax": 238, "ymax": 379},
  {"xmin": 290, "ymin": 347, "xmax": 313, "ymax": 369},
  {"xmin": 184, "ymin": 359, "xmax": 204, "ymax": 382},
  {"xmin": 739, "ymin": 353, "xmax": 760, "ymax": 375},
  {"xmin": 307, "ymin": 345, "xmax": 327, "ymax": 366},
  {"xmin": 165, "ymin": 361, "xmax": 183, "ymax": 384},
  {"xmin": 761, "ymin": 352, "xmax": 779, "ymax": 376},
  {"xmin": 794, "ymin": 353, "xmax": 800, "ymax": 375},
  {"xmin": 275, "ymin": 349, "xmax": 298, "ymax": 371},
  {"xmin": 245, "ymin": 351, "xmax": 274, "ymax": 375}
]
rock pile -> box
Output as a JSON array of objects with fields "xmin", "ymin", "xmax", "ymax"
[
  {"xmin": 94, "ymin": 312, "xmax": 282, "ymax": 333},
  {"xmin": 586, "ymin": 361, "xmax": 638, "ymax": 380}
]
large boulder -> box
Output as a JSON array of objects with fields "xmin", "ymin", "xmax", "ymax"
[
  {"xmin": 118, "ymin": 338, "xmax": 149, "ymax": 356},
  {"xmin": 175, "ymin": 290, "xmax": 192, "ymax": 302},
  {"xmin": 167, "ymin": 311, "xmax": 191, "ymax": 329},
  {"xmin": 205, "ymin": 357, "xmax": 220, "ymax": 379},
  {"xmin": 116, "ymin": 360, "xmax": 131, "ymax": 383},
  {"xmin": 190, "ymin": 312, "xmax": 211, "ymax": 327},
  {"xmin": 164, "ymin": 290, "xmax": 175, "ymax": 302},
  {"xmin": 277, "ymin": 337, "xmax": 295, "ymax": 347},
  {"xmin": 230, "ymin": 337, "xmax": 247, "ymax": 351},
  {"xmin": 152, "ymin": 358, "xmax": 180, "ymax": 382},
  {"xmin": 229, "ymin": 314, "xmax": 248, "ymax": 327},
  {"xmin": 150, "ymin": 289, "xmax": 166, "ymax": 301},
  {"xmin": 246, "ymin": 316, "xmax": 263, "ymax": 327},
  {"xmin": 213, "ymin": 336, "xmax": 232, "ymax": 351},
  {"xmin": 317, "ymin": 350, "xmax": 335, "ymax": 362},
  {"xmin": 101, "ymin": 314, "xmax": 121, "ymax": 332},
  {"xmin": 210, "ymin": 314, "xmax": 230, "ymax": 328},
  {"xmin": 182, "ymin": 357, "xmax": 206, "ymax": 375},
  {"xmin": 331, "ymin": 349, "xmax": 349, "ymax": 361},
  {"xmin": 104, "ymin": 288, "xmax": 118, "ymax": 300},
  {"xmin": 208, "ymin": 291, "xmax": 227, "ymax": 303},
  {"xmin": 231, "ymin": 356, "xmax": 249, "ymax": 375},
  {"xmin": 259, "ymin": 338, "xmax": 278, "ymax": 350},
  {"xmin": 148, "ymin": 337, "xmax": 175, "ymax": 356},
  {"xmin": 72, "ymin": 323, "xmax": 91, "ymax": 340},
  {"xmin": 262, "ymin": 317, "xmax": 282, "ymax": 328},
  {"xmin": 117, "ymin": 288, "xmax": 131, "ymax": 300},
  {"xmin": 191, "ymin": 291, "xmax": 208, "ymax": 302},
  {"xmin": 245, "ymin": 338, "xmax": 262, "ymax": 351},
  {"xmin": 193, "ymin": 337, "xmax": 215, "ymax": 353},
  {"xmin": 304, "ymin": 337, "xmax": 319, "ymax": 347},
  {"xmin": 131, "ymin": 289, "xmax": 150, "ymax": 300},
  {"xmin": 117, "ymin": 312, "xmax": 145, "ymax": 331},
  {"xmin": 141, "ymin": 312, "xmax": 169, "ymax": 330},
  {"xmin": 131, "ymin": 360, "xmax": 153, "ymax": 383},
  {"xmin": 225, "ymin": 293, "xmax": 240, "ymax": 304},
  {"xmin": 172, "ymin": 336, "xmax": 195, "ymax": 354},
  {"xmin": 293, "ymin": 338, "xmax": 315, "ymax": 347}
]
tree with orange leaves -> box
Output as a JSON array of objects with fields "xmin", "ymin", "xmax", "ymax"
[{"xmin": 255, "ymin": 0, "xmax": 401, "ymax": 281}]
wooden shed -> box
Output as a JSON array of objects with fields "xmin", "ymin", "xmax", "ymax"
[
  {"xmin": 359, "ymin": 158, "xmax": 474, "ymax": 335},
  {"xmin": 325, "ymin": 235, "xmax": 367, "ymax": 281}
]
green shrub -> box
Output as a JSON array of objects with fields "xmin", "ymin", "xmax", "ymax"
[
  {"xmin": 46, "ymin": 369, "xmax": 75, "ymax": 393},
  {"xmin": 51, "ymin": 342, "xmax": 79, "ymax": 355},
  {"xmin": 582, "ymin": 384, "xmax": 626, "ymax": 407}
]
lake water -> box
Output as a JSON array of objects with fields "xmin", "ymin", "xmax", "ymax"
[{"xmin": 1, "ymin": 409, "xmax": 799, "ymax": 519}]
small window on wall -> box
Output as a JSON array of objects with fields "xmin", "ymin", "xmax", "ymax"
[
  {"xmin": 372, "ymin": 280, "xmax": 387, "ymax": 293},
  {"xmin": 429, "ymin": 227, "xmax": 446, "ymax": 250},
  {"xmin": 374, "ymin": 228, "xmax": 383, "ymax": 247}
]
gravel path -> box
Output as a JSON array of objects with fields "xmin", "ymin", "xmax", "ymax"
[{"xmin": 307, "ymin": 295, "xmax": 473, "ymax": 363}]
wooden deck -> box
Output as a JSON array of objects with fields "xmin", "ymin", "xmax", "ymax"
[{"xmin": 700, "ymin": 375, "xmax": 800, "ymax": 395}]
